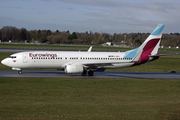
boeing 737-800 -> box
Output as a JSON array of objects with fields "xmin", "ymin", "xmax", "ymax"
[{"xmin": 1, "ymin": 24, "xmax": 165, "ymax": 76}]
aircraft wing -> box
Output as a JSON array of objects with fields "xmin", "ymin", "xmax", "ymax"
[
  {"xmin": 83, "ymin": 63, "xmax": 112, "ymax": 68},
  {"xmin": 82, "ymin": 61, "xmax": 131, "ymax": 68}
]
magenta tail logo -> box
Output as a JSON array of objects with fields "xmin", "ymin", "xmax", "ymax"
[{"xmin": 140, "ymin": 38, "xmax": 160, "ymax": 62}]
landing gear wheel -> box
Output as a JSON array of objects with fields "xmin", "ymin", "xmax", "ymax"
[
  {"xmin": 18, "ymin": 70, "xmax": 22, "ymax": 74},
  {"xmin": 88, "ymin": 71, "xmax": 94, "ymax": 76}
]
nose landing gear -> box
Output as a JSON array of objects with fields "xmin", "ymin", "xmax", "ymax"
[
  {"xmin": 12, "ymin": 68, "xmax": 22, "ymax": 74},
  {"xmin": 18, "ymin": 70, "xmax": 22, "ymax": 74}
]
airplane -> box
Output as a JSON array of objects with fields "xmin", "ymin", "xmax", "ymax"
[{"xmin": 1, "ymin": 24, "xmax": 165, "ymax": 76}]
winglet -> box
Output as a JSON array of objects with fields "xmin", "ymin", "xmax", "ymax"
[{"xmin": 87, "ymin": 46, "xmax": 92, "ymax": 52}]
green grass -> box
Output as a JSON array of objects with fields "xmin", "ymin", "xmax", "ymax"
[
  {"xmin": 0, "ymin": 78, "xmax": 180, "ymax": 120},
  {"xmin": 1, "ymin": 43, "xmax": 180, "ymax": 52},
  {"xmin": 0, "ymin": 43, "xmax": 130, "ymax": 51}
]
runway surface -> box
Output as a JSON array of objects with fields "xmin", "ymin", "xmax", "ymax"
[{"xmin": 0, "ymin": 70, "xmax": 180, "ymax": 79}]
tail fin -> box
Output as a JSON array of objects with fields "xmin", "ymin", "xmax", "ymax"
[{"xmin": 124, "ymin": 24, "xmax": 165, "ymax": 65}]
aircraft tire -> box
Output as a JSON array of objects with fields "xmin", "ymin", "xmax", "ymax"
[
  {"xmin": 18, "ymin": 70, "xmax": 22, "ymax": 74},
  {"xmin": 88, "ymin": 71, "xmax": 94, "ymax": 76}
]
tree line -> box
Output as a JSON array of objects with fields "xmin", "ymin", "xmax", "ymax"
[{"xmin": 0, "ymin": 26, "xmax": 180, "ymax": 47}]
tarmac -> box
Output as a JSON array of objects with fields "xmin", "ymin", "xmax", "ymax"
[{"xmin": 0, "ymin": 70, "xmax": 180, "ymax": 79}]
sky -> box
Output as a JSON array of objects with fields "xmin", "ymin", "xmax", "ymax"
[{"xmin": 0, "ymin": 0, "xmax": 180, "ymax": 33}]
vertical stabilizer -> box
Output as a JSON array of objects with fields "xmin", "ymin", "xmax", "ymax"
[
  {"xmin": 139, "ymin": 24, "xmax": 164, "ymax": 56},
  {"xmin": 125, "ymin": 24, "xmax": 165, "ymax": 65}
]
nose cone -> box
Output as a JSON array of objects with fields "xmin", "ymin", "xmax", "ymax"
[
  {"xmin": 1, "ymin": 59, "xmax": 5, "ymax": 65},
  {"xmin": 1, "ymin": 58, "xmax": 8, "ymax": 66}
]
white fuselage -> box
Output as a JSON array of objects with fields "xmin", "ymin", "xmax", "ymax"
[{"xmin": 2, "ymin": 51, "xmax": 134, "ymax": 70}]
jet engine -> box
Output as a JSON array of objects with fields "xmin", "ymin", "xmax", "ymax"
[{"xmin": 65, "ymin": 64, "xmax": 84, "ymax": 74}]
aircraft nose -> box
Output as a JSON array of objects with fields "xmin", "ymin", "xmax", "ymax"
[{"xmin": 1, "ymin": 59, "xmax": 8, "ymax": 66}]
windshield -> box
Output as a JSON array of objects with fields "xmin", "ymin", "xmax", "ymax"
[{"xmin": 9, "ymin": 56, "xmax": 16, "ymax": 59}]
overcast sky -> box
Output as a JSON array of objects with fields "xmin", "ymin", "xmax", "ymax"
[{"xmin": 0, "ymin": 0, "xmax": 180, "ymax": 33}]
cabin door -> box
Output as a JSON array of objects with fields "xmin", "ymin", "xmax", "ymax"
[{"xmin": 23, "ymin": 53, "xmax": 28, "ymax": 63}]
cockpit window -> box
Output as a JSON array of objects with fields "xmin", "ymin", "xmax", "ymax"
[{"xmin": 9, "ymin": 56, "xmax": 16, "ymax": 59}]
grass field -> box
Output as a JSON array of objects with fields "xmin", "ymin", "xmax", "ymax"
[
  {"xmin": 0, "ymin": 78, "xmax": 180, "ymax": 120},
  {"xmin": 0, "ymin": 45, "xmax": 180, "ymax": 120},
  {"xmin": 0, "ymin": 43, "xmax": 130, "ymax": 51},
  {"xmin": 1, "ymin": 43, "xmax": 180, "ymax": 52}
]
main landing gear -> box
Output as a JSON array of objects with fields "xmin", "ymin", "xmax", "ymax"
[
  {"xmin": 82, "ymin": 70, "xmax": 94, "ymax": 76},
  {"xmin": 88, "ymin": 71, "xmax": 94, "ymax": 76}
]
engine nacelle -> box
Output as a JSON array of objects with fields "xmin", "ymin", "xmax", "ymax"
[{"xmin": 65, "ymin": 64, "xmax": 84, "ymax": 74}]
